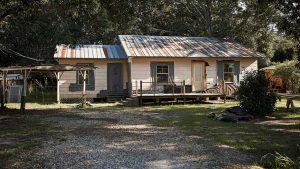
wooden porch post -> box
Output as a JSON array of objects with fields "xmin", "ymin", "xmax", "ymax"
[
  {"xmin": 139, "ymin": 80, "xmax": 143, "ymax": 106},
  {"xmin": 223, "ymin": 80, "xmax": 226, "ymax": 95},
  {"xmin": 135, "ymin": 80, "xmax": 138, "ymax": 95},
  {"xmin": 82, "ymin": 70, "xmax": 87, "ymax": 108},
  {"xmin": 183, "ymin": 80, "xmax": 186, "ymax": 105},
  {"xmin": 20, "ymin": 70, "xmax": 28, "ymax": 113},
  {"xmin": 223, "ymin": 80, "xmax": 226, "ymax": 103}
]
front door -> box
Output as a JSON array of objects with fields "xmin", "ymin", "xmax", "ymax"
[
  {"xmin": 192, "ymin": 61, "xmax": 206, "ymax": 91},
  {"xmin": 107, "ymin": 63, "xmax": 123, "ymax": 95}
]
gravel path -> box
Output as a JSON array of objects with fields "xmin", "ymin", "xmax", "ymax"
[{"xmin": 9, "ymin": 109, "xmax": 259, "ymax": 169}]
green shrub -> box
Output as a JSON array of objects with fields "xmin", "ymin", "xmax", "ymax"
[{"xmin": 236, "ymin": 70, "xmax": 277, "ymax": 116}]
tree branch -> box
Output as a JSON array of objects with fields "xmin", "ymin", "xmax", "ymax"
[{"xmin": 0, "ymin": 0, "xmax": 39, "ymax": 21}]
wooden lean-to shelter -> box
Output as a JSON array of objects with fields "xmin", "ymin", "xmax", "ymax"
[{"xmin": 0, "ymin": 64, "xmax": 95, "ymax": 112}]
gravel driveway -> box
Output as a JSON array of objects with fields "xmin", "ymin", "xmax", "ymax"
[{"xmin": 8, "ymin": 108, "xmax": 259, "ymax": 169}]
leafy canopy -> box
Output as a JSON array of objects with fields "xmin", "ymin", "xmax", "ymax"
[{"xmin": 0, "ymin": 0, "xmax": 298, "ymax": 66}]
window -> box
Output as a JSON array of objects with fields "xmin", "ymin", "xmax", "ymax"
[
  {"xmin": 223, "ymin": 63, "xmax": 234, "ymax": 82},
  {"xmin": 156, "ymin": 65, "xmax": 169, "ymax": 83},
  {"xmin": 151, "ymin": 62, "xmax": 174, "ymax": 84},
  {"xmin": 77, "ymin": 64, "xmax": 90, "ymax": 85}
]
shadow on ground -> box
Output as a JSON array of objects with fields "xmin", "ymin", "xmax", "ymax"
[
  {"xmin": 0, "ymin": 106, "xmax": 261, "ymax": 169},
  {"xmin": 142, "ymin": 104, "xmax": 300, "ymax": 165}
]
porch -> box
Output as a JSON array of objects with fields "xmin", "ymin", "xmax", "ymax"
[{"xmin": 132, "ymin": 80, "xmax": 237, "ymax": 106}]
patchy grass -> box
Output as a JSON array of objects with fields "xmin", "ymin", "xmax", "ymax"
[
  {"xmin": 144, "ymin": 99, "xmax": 300, "ymax": 165},
  {"xmin": 272, "ymin": 100, "xmax": 300, "ymax": 119},
  {"xmin": 0, "ymin": 102, "xmax": 125, "ymax": 168},
  {"xmin": 1, "ymin": 100, "xmax": 299, "ymax": 168},
  {"xmin": 0, "ymin": 109, "xmax": 62, "ymax": 168},
  {"xmin": 5, "ymin": 102, "xmax": 122, "ymax": 110}
]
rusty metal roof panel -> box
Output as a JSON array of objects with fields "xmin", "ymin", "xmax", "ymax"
[
  {"xmin": 54, "ymin": 45, "xmax": 127, "ymax": 59},
  {"xmin": 118, "ymin": 35, "xmax": 264, "ymax": 58}
]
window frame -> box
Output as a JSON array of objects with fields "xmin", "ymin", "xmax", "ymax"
[
  {"xmin": 76, "ymin": 64, "xmax": 91, "ymax": 85},
  {"xmin": 156, "ymin": 64, "xmax": 169, "ymax": 84},
  {"xmin": 223, "ymin": 62, "xmax": 235, "ymax": 83}
]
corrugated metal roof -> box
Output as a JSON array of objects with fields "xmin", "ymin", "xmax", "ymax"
[
  {"xmin": 118, "ymin": 35, "xmax": 264, "ymax": 58},
  {"xmin": 54, "ymin": 45, "xmax": 127, "ymax": 59}
]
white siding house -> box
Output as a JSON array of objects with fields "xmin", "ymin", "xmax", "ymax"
[{"xmin": 54, "ymin": 35, "xmax": 262, "ymax": 101}]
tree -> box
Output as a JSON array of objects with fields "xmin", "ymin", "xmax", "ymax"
[
  {"xmin": 272, "ymin": 48, "xmax": 294, "ymax": 62},
  {"xmin": 0, "ymin": 0, "xmax": 115, "ymax": 64},
  {"xmin": 271, "ymin": 35, "xmax": 295, "ymax": 62},
  {"xmin": 0, "ymin": 0, "xmax": 294, "ymax": 67},
  {"xmin": 0, "ymin": 0, "xmax": 41, "ymax": 21},
  {"xmin": 275, "ymin": 0, "xmax": 300, "ymax": 60}
]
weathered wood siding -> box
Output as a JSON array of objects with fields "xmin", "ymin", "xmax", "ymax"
[
  {"xmin": 58, "ymin": 57, "xmax": 258, "ymax": 98},
  {"xmin": 130, "ymin": 57, "xmax": 258, "ymax": 90},
  {"xmin": 58, "ymin": 59, "xmax": 128, "ymax": 99},
  {"xmin": 131, "ymin": 58, "xmax": 193, "ymax": 91},
  {"xmin": 238, "ymin": 58, "xmax": 258, "ymax": 81},
  {"xmin": 205, "ymin": 58, "xmax": 258, "ymax": 87}
]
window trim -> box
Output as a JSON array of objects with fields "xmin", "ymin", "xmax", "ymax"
[
  {"xmin": 156, "ymin": 64, "xmax": 169, "ymax": 84},
  {"xmin": 223, "ymin": 62, "xmax": 235, "ymax": 83}
]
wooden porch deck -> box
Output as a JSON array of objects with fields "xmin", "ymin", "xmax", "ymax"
[
  {"xmin": 134, "ymin": 92, "xmax": 226, "ymax": 106},
  {"xmin": 131, "ymin": 80, "xmax": 237, "ymax": 106}
]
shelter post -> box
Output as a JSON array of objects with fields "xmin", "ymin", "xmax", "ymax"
[
  {"xmin": 82, "ymin": 70, "xmax": 87, "ymax": 108},
  {"xmin": 20, "ymin": 70, "xmax": 28, "ymax": 113},
  {"xmin": 1, "ymin": 71, "xmax": 7, "ymax": 108},
  {"xmin": 57, "ymin": 72, "xmax": 60, "ymax": 104},
  {"xmin": 54, "ymin": 72, "xmax": 64, "ymax": 104}
]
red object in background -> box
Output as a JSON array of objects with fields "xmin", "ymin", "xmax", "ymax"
[{"xmin": 263, "ymin": 69, "xmax": 283, "ymax": 93}]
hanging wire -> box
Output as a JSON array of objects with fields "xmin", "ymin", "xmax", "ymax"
[{"xmin": 0, "ymin": 45, "xmax": 44, "ymax": 62}]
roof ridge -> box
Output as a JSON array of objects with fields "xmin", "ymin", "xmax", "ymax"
[{"xmin": 119, "ymin": 34, "xmax": 219, "ymax": 39}]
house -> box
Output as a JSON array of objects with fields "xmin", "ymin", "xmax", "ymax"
[{"xmin": 54, "ymin": 35, "xmax": 262, "ymax": 102}]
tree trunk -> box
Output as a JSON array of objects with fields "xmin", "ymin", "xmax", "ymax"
[{"xmin": 206, "ymin": 0, "xmax": 213, "ymax": 36}]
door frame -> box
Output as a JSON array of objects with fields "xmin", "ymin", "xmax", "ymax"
[{"xmin": 191, "ymin": 60, "xmax": 206, "ymax": 91}]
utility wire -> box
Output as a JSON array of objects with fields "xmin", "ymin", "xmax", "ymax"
[{"xmin": 0, "ymin": 45, "xmax": 44, "ymax": 62}]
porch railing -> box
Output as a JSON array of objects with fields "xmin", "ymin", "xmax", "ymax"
[
  {"xmin": 132, "ymin": 80, "xmax": 237, "ymax": 97},
  {"xmin": 132, "ymin": 80, "xmax": 192, "ymax": 96},
  {"xmin": 206, "ymin": 81, "xmax": 238, "ymax": 97}
]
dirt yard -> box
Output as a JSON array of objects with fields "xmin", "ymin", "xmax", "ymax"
[{"xmin": 0, "ymin": 103, "xmax": 265, "ymax": 169}]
